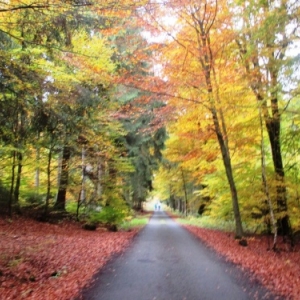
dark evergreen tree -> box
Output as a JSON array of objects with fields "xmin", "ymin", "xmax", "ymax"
[{"xmin": 122, "ymin": 105, "xmax": 167, "ymax": 210}]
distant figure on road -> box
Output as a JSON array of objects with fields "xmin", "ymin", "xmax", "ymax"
[
  {"xmin": 154, "ymin": 202, "xmax": 161, "ymax": 210},
  {"xmin": 154, "ymin": 201, "xmax": 161, "ymax": 211}
]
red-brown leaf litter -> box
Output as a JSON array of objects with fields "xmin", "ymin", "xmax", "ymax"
[
  {"xmin": 1, "ymin": 216, "xmax": 300, "ymax": 299},
  {"xmin": 183, "ymin": 225, "xmax": 300, "ymax": 300},
  {"xmin": 0, "ymin": 217, "xmax": 139, "ymax": 300}
]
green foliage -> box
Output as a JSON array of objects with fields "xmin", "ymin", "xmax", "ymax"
[
  {"xmin": 21, "ymin": 191, "xmax": 55, "ymax": 206},
  {"xmin": 23, "ymin": 193, "xmax": 45, "ymax": 206},
  {"xmin": 175, "ymin": 215, "xmax": 262, "ymax": 234},
  {"xmin": 66, "ymin": 201, "xmax": 80, "ymax": 214},
  {"xmin": 120, "ymin": 213, "xmax": 151, "ymax": 230},
  {"xmin": 89, "ymin": 206, "xmax": 129, "ymax": 226}
]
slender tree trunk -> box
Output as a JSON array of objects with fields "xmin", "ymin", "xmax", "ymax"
[
  {"xmin": 205, "ymin": 57, "xmax": 244, "ymax": 237},
  {"xmin": 79, "ymin": 146, "xmax": 86, "ymax": 204},
  {"xmin": 77, "ymin": 146, "xmax": 86, "ymax": 218},
  {"xmin": 210, "ymin": 105, "xmax": 244, "ymax": 238},
  {"xmin": 181, "ymin": 167, "xmax": 188, "ymax": 217},
  {"xmin": 255, "ymin": 91, "xmax": 291, "ymax": 236},
  {"xmin": 44, "ymin": 146, "xmax": 53, "ymax": 215},
  {"xmin": 265, "ymin": 116, "xmax": 290, "ymax": 236},
  {"xmin": 76, "ymin": 173, "xmax": 85, "ymax": 221},
  {"xmin": 188, "ymin": 5, "xmax": 244, "ymax": 238},
  {"xmin": 96, "ymin": 159, "xmax": 103, "ymax": 199},
  {"xmin": 13, "ymin": 150, "xmax": 23, "ymax": 207},
  {"xmin": 54, "ymin": 145, "xmax": 71, "ymax": 210},
  {"xmin": 35, "ymin": 133, "xmax": 40, "ymax": 194},
  {"xmin": 57, "ymin": 148, "xmax": 62, "ymax": 188},
  {"xmin": 259, "ymin": 106, "xmax": 277, "ymax": 249},
  {"xmin": 8, "ymin": 151, "xmax": 16, "ymax": 216},
  {"xmin": 35, "ymin": 147, "xmax": 40, "ymax": 193}
]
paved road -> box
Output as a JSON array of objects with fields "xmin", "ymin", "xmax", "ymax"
[{"xmin": 80, "ymin": 211, "xmax": 279, "ymax": 300}]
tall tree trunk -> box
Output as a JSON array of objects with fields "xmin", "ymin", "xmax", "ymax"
[
  {"xmin": 8, "ymin": 151, "xmax": 16, "ymax": 217},
  {"xmin": 169, "ymin": 193, "xmax": 176, "ymax": 211},
  {"xmin": 178, "ymin": 198, "xmax": 183, "ymax": 213},
  {"xmin": 13, "ymin": 150, "xmax": 23, "ymax": 206},
  {"xmin": 206, "ymin": 62, "xmax": 244, "ymax": 238},
  {"xmin": 210, "ymin": 105, "xmax": 244, "ymax": 238},
  {"xmin": 44, "ymin": 146, "xmax": 53, "ymax": 215},
  {"xmin": 79, "ymin": 146, "xmax": 86, "ymax": 204},
  {"xmin": 259, "ymin": 105, "xmax": 277, "ymax": 249},
  {"xmin": 264, "ymin": 112, "xmax": 290, "ymax": 236},
  {"xmin": 57, "ymin": 148, "xmax": 62, "ymax": 188},
  {"xmin": 77, "ymin": 146, "xmax": 86, "ymax": 218},
  {"xmin": 34, "ymin": 134, "xmax": 40, "ymax": 194},
  {"xmin": 188, "ymin": 4, "xmax": 244, "ymax": 238},
  {"xmin": 181, "ymin": 167, "xmax": 188, "ymax": 217},
  {"xmin": 96, "ymin": 160, "xmax": 103, "ymax": 199},
  {"xmin": 235, "ymin": 0, "xmax": 292, "ymax": 237},
  {"xmin": 254, "ymin": 92, "xmax": 290, "ymax": 236},
  {"xmin": 54, "ymin": 145, "xmax": 71, "ymax": 210}
]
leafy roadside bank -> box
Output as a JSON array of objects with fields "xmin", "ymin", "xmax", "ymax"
[
  {"xmin": 177, "ymin": 220, "xmax": 300, "ymax": 300},
  {"xmin": 0, "ymin": 213, "xmax": 150, "ymax": 300}
]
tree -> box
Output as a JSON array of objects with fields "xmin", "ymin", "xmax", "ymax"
[
  {"xmin": 111, "ymin": 17, "xmax": 168, "ymax": 211},
  {"xmin": 0, "ymin": 43, "xmax": 45, "ymax": 214},
  {"xmin": 0, "ymin": 3, "xmax": 125, "ymax": 214},
  {"xmin": 144, "ymin": 0, "xmax": 245, "ymax": 237},
  {"xmin": 233, "ymin": 0, "xmax": 299, "ymax": 236}
]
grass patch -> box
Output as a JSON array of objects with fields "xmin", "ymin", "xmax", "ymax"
[
  {"xmin": 173, "ymin": 214, "xmax": 260, "ymax": 234},
  {"xmin": 120, "ymin": 212, "xmax": 152, "ymax": 231},
  {"xmin": 174, "ymin": 215, "xmax": 236, "ymax": 232}
]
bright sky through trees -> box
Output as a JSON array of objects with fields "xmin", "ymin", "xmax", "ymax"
[{"xmin": 0, "ymin": 0, "xmax": 299, "ymax": 244}]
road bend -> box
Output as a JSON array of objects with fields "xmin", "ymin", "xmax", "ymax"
[{"xmin": 80, "ymin": 210, "xmax": 279, "ymax": 300}]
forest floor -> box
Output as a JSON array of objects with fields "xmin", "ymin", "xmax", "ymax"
[
  {"xmin": 0, "ymin": 216, "xmax": 140, "ymax": 300},
  {"xmin": 0, "ymin": 214, "xmax": 300, "ymax": 300}
]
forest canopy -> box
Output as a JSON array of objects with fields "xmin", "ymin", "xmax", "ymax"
[{"xmin": 0, "ymin": 0, "xmax": 299, "ymax": 244}]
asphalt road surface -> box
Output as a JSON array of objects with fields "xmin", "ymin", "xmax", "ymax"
[{"xmin": 80, "ymin": 211, "xmax": 280, "ymax": 300}]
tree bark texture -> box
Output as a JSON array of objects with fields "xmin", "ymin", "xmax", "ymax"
[
  {"xmin": 55, "ymin": 145, "xmax": 71, "ymax": 210},
  {"xmin": 265, "ymin": 117, "xmax": 290, "ymax": 236}
]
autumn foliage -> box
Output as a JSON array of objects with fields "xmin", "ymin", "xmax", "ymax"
[{"xmin": 0, "ymin": 218, "xmax": 139, "ymax": 300}]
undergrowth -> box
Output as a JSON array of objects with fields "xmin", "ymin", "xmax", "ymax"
[{"xmin": 120, "ymin": 212, "xmax": 152, "ymax": 230}]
